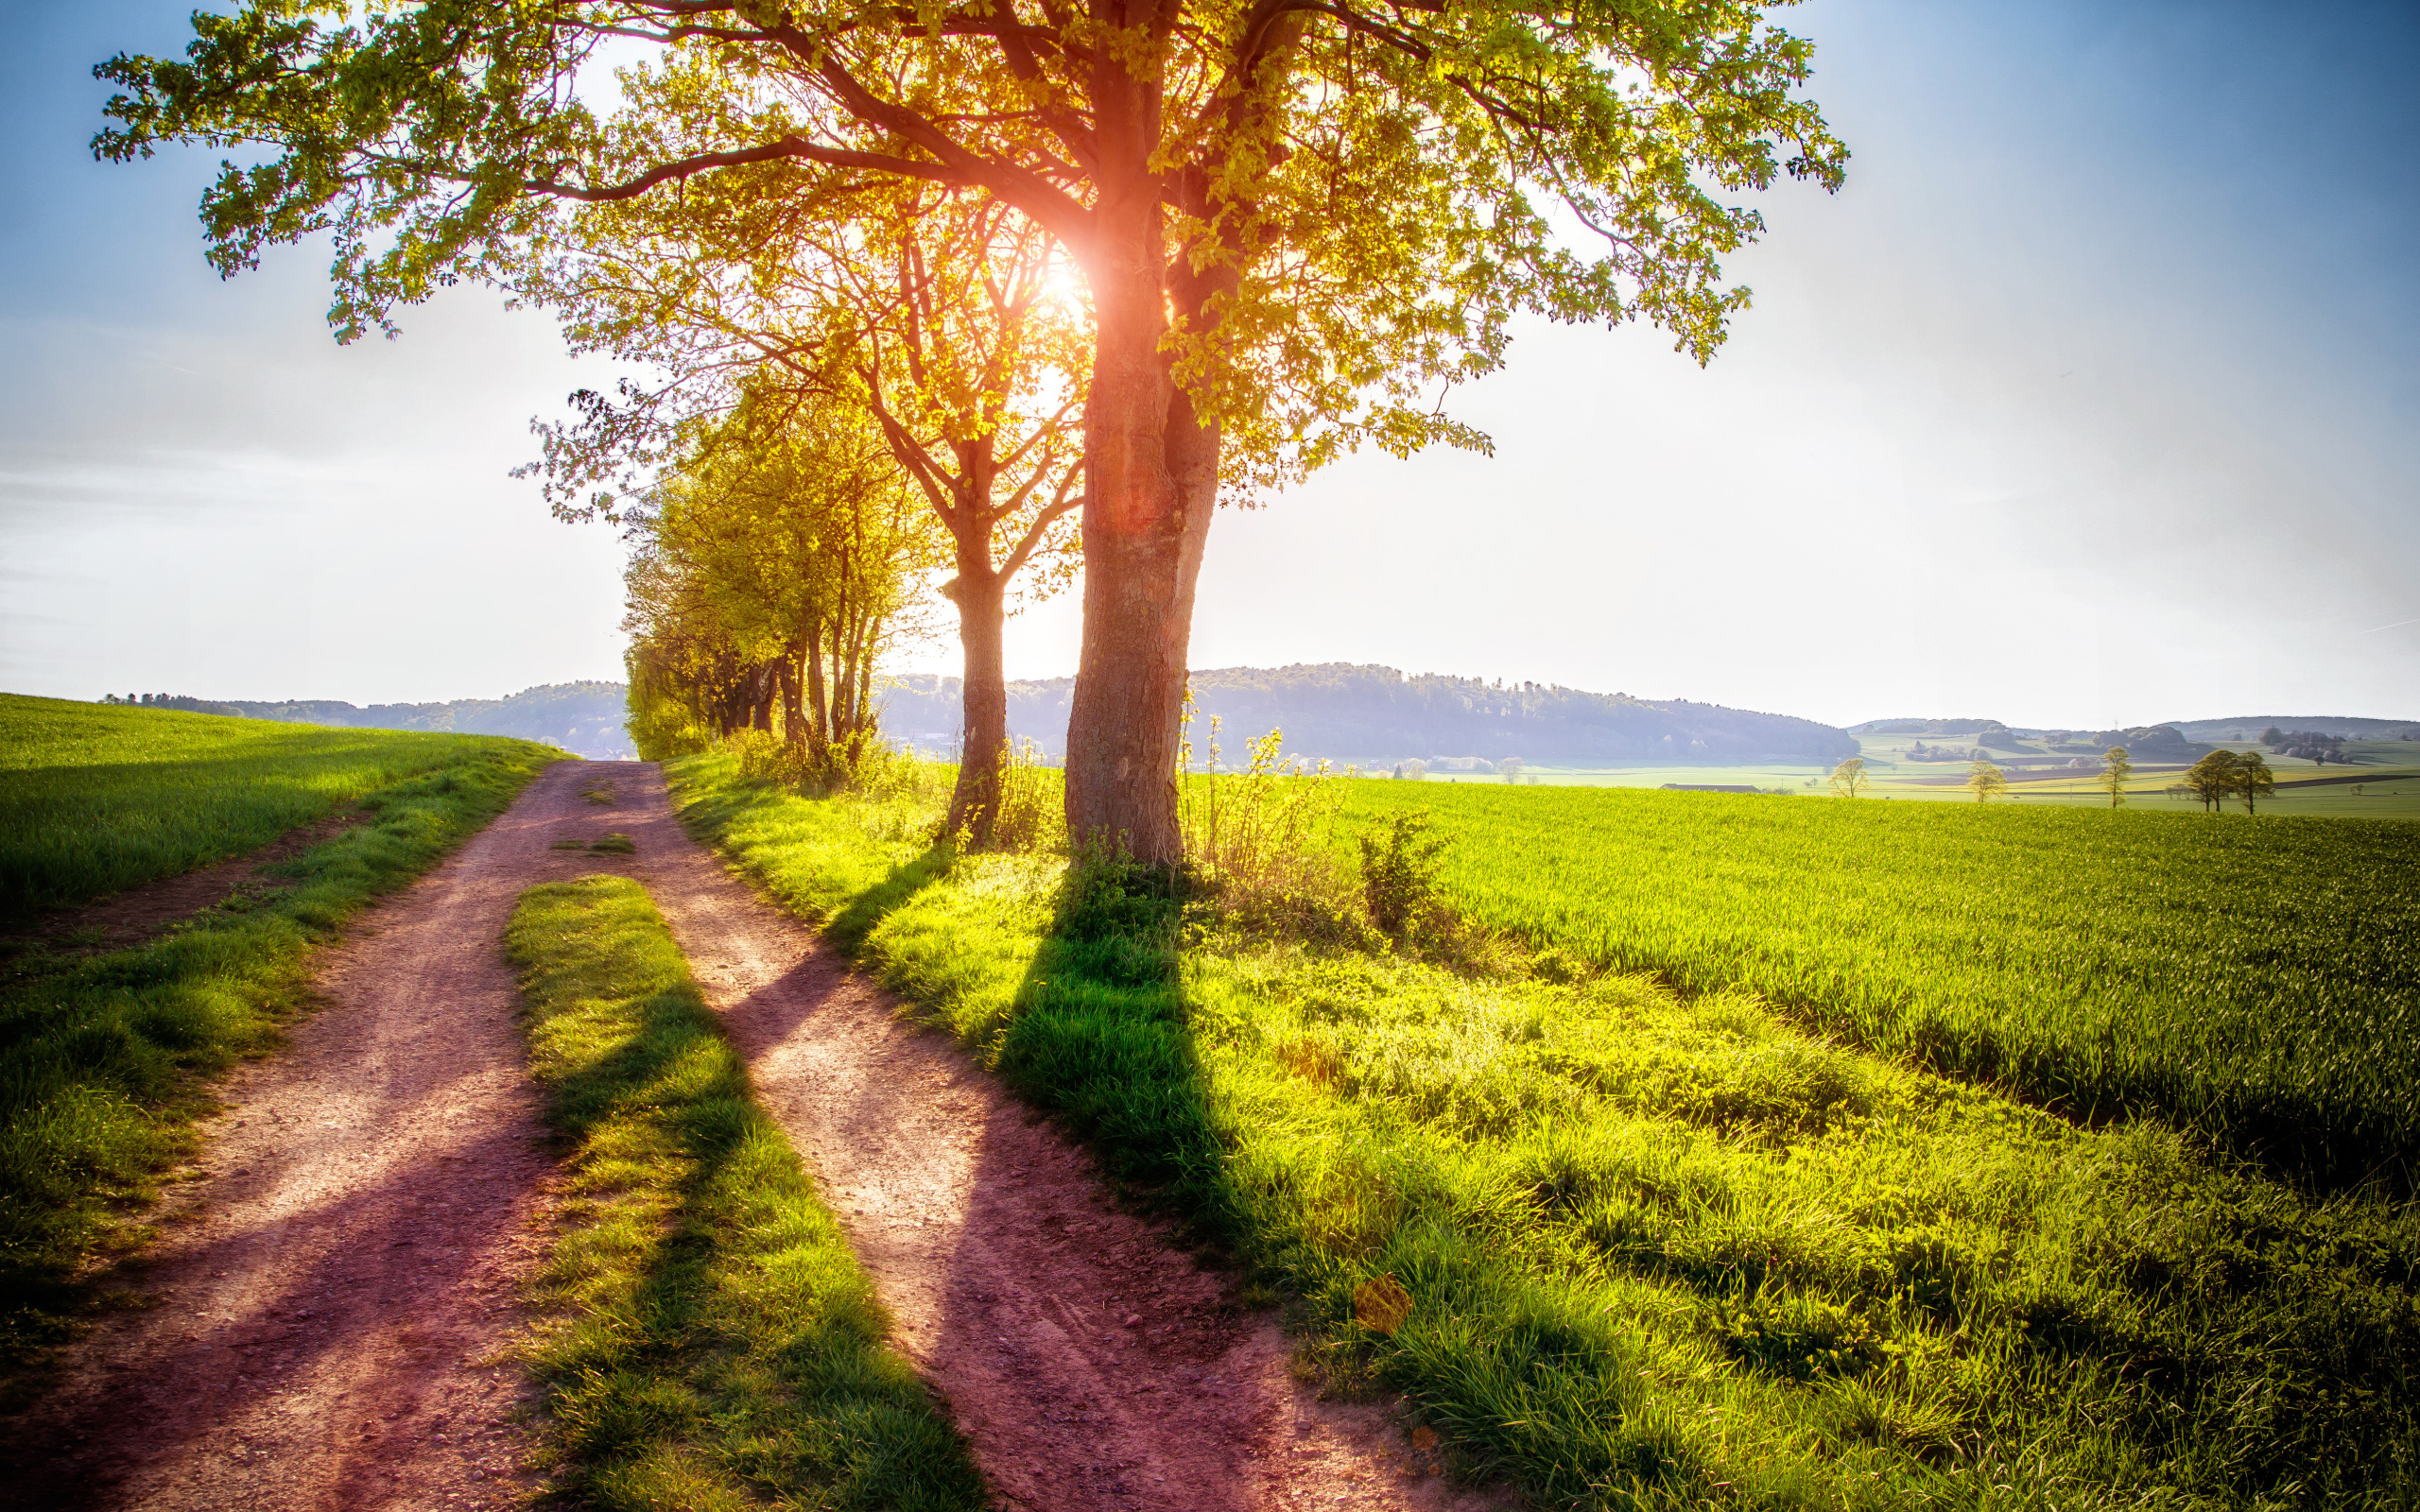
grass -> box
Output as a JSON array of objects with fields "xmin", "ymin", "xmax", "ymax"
[
  {"xmin": 506, "ymin": 875, "xmax": 985, "ymax": 1511},
  {"xmin": 1331, "ymin": 782, "xmax": 2420, "ymax": 1190},
  {"xmin": 0, "ymin": 692, "xmax": 562, "ymax": 922},
  {"xmin": 0, "ymin": 701, "xmax": 560, "ymax": 1364},
  {"xmin": 666, "ymin": 751, "xmax": 2420, "ymax": 1511}
]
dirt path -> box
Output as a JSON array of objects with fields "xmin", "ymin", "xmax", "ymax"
[
  {"xmin": 8, "ymin": 758, "xmax": 1505, "ymax": 1512},
  {"xmin": 0, "ymin": 811, "xmax": 367, "ymax": 959},
  {"xmin": 0, "ymin": 762, "xmax": 611, "ymax": 1512},
  {"xmin": 586, "ymin": 761, "xmax": 1508, "ymax": 1512}
]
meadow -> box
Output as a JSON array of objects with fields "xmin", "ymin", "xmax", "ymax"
[
  {"xmin": 669, "ymin": 754, "xmax": 2420, "ymax": 1511},
  {"xmin": 1336, "ymin": 782, "xmax": 2420, "ymax": 1188},
  {"xmin": 0, "ymin": 693, "xmax": 556, "ymax": 921},
  {"xmin": 0, "ymin": 698, "xmax": 560, "ymax": 1359}
]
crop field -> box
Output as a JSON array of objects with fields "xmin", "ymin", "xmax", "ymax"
[
  {"xmin": 0, "ymin": 698, "xmax": 559, "ymax": 1355},
  {"xmin": 0, "ymin": 693, "xmax": 556, "ymax": 921},
  {"xmin": 668, "ymin": 753, "xmax": 2420, "ymax": 1510},
  {"xmin": 1335, "ymin": 782, "xmax": 2420, "ymax": 1187}
]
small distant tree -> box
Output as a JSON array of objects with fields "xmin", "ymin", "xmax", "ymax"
[
  {"xmin": 2184, "ymin": 751, "xmax": 2239, "ymax": 813},
  {"xmin": 2233, "ymin": 750, "xmax": 2276, "ymax": 815},
  {"xmin": 1966, "ymin": 760, "xmax": 2008, "ymax": 803},
  {"xmin": 2099, "ymin": 746, "xmax": 2134, "ymax": 808},
  {"xmin": 1400, "ymin": 760, "xmax": 1428, "ymax": 782},
  {"xmin": 1830, "ymin": 757, "xmax": 1870, "ymax": 798},
  {"xmin": 1499, "ymin": 757, "xmax": 1525, "ymax": 784},
  {"xmin": 2260, "ymin": 726, "xmax": 2285, "ymax": 747}
]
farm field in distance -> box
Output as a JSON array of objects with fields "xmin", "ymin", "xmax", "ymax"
[
  {"xmin": 0, "ymin": 692, "xmax": 565, "ymax": 921},
  {"xmin": 1413, "ymin": 738, "xmax": 2420, "ymax": 818}
]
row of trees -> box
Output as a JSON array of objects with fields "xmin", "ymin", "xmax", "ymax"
[
  {"xmin": 99, "ymin": 1, "xmax": 1845, "ymax": 859},
  {"xmin": 1829, "ymin": 747, "xmax": 2137, "ymax": 806},
  {"xmin": 2176, "ymin": 750, "xmax": 2277, "ymax": 814}
]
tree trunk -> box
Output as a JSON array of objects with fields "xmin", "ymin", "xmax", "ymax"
[
  {"xmin": 1062, "ymin": 195, "xmax": 1219, "ymax": 864},
  {"xmin": 947, "ymin": 558, "xmax": 1011, "ymax": 843}
]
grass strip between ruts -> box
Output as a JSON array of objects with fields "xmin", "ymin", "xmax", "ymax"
[
  {"xmin": 506, "ymin": 875, "xmax": 986, "ymax": 1512},
  {"xmin": 0, "ymin": 738, "xmax": 560, "ymax": 1367}
]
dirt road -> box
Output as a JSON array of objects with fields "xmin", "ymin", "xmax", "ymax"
[
  {"xmin": 586, "ymin": 761, "xmax": 1502, "ymax": 1512},
  {"xmin": 0, "ymin": 763, "xmax": 609, "ymax": 1511},
  {"xmin": 9, "ymin": 759, "xmax": 1503, "ymax": 1512}
]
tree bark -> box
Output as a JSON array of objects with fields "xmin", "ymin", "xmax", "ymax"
[
  {"xmin": 1061, "ymin": 133, "xmax": 1222, "ymax": 863},
  {"xmin": 946, "ymin": 558, "xmax": 1011, "ymax": 842}
]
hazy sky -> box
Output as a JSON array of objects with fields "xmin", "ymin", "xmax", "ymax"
[{"xmin": 3, "ymin": 1, "xmax": 2414, "ymax": 730}]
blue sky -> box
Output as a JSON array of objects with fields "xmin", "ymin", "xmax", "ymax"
[{"xmin": 2, "ymin": 0, "xmax": 2414, "ymax": 729}]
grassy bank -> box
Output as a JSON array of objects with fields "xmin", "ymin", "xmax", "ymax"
[
  {"xmin": 669, "ymin": 751, "xmax": 2420, "ymax": 1511},
  {"xmin": 1331, "ymin": 782, "xmax": 2420, "ymax": 1189},
  {"xmin": 1, "ymin": 693, "xmax": 552, "ymax": 922},
  {"xmin": 506, "ymin": 876, "xmax": 985, "ymax": 1511},
  {"xmin": 0, "ymin": 716, "xmax": 559, "ymax": 1362}
]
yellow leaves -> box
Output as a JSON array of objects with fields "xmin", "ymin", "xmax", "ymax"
[{"xmin": 1354, "ymin": 1272, "xmax": 1415, "ymax": 1333}]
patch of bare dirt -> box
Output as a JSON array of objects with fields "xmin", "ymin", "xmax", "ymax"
[
  {"xmin": 0, "ymin": 762, "xmax": 610, "ymax": 1511},
  {"xmin": 0, "ymin": 811, "xmax": 369, "ymax": 960},
  {"xmin": 581, "ymin": 761, "xmax": 1513, "ymax": 1512}
]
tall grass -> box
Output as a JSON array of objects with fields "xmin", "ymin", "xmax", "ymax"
[
  {"xmin": 0, "ymin": 726, "xmax": 558, "ymax": 1363},
  {"xmin": 668, "ymin": 754, "xmax": 2420, "ymax": 1511},
  {"xmin": 1334, "ymin": 782, "xmax": 2420, "ymax": 1188},
  {"xmin": 0, "ymin": 693, "xmax": 548, "ymax": 921},
  {"xmin": 507, "ymin": 877, "xmax": 985, "ymax": 1510}
]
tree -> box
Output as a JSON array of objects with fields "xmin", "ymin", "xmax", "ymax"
[
  {"xmin": 1498, "ymin": 756, "xmax": 1524, "ymax": 784},
  {"xmin": 1830, "ymin": 757, "xmax": 1869, "ymax": 799},
  {"xmin": 1966, "ymin": 760, "xmax": 2007, "ymax": 803},
  {"xmin": 2183, "ymin": 750, "xmax": 2238, "ymax": 813},
  {"xmin": 2099, "ymin": 746, "xmax": 2133, "ymax": 808},
  {"xmin": 622, "ymin": 387, "xmax": 940, "ymax": 774},
  {"xmin": 2232, "ymin": 750, "xmax": 2275, "ymax": 815},
  {"xmin": 98, "ymin": 1, "xmax": 1846, "ymax": 863},
  {"xmin": 524, "ymin": 166, "xmax": 1089, "ymax": 842}
]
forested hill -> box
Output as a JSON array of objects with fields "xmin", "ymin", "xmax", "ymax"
[
  {"xmin": 116, "ymin": 682, "xmax": 634, "ymax": 759},
  {"xmin": 878, "ymin": 663, "xmax": 1858, "ymax": 765}
]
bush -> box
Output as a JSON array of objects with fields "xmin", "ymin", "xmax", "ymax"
[{"xmin": 1359, "ymin": 810, "xmax": 1446, "ymax": 939}]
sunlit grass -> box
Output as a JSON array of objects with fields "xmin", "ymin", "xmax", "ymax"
[
  {"xmin": 0, "ymin": 693, "xmax": 557, "ymax": 922},
  {"xmin": 0, "ymin": 732, "xmax": 558, "ymax": 1364},
  {"xmin": 1331, "ymin": 781, "xmax": 2420, "ymax": 1188},
  {"xmin": 667, "ymin": 754, "xmax": 2420, "ymax": 1510},
  {"xmin": 507, "ymin": 876, "xmax": 984, "ymax": 1511}
]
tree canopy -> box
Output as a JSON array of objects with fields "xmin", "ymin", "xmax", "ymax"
[{"xmin": 98, "ymin": 0, "xmax": 1845, "ymax": 858}]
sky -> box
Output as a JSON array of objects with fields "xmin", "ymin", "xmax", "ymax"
[{"xmin": 2, "ymin": 1, "xmax": 2414, "ymax": 730}]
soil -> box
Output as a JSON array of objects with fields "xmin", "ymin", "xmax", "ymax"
[
  {"xmin": 0, "ymin": 812, "xmax": 369, "ymax": 959},
  {"xmin": 6, "ymin": 759, "xmax": 1513, "ymax": 1511}
]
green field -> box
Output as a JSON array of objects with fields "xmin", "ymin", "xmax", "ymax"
[
  {"xmin": 670, "ymin": 755, "xmax": 2420, "ymax": 1511},
  {"xmin": 1335, "ymin": 782, "xmax": 2420, "ymax": 1187},
  {"xmin": 0, "ymin": 696, "xmax": 561, "ymax": 1359},
  {"xmin": 1413, "ymin": 737, "xmax": 2420, "ymax": 819},
  {"xmin": 0, "ymin": 693, "xmax": 561, "ymax": 921}
]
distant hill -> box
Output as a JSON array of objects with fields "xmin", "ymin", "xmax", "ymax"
[
  {"xmin": 1851, "ymin": 717, "xmax": 2200, "ymax": 762},
  {"xmin": 2167, "ymin": 715, "xmax": 2420, "ymax": 742},
  {"xmin": 879, "ymin": 663, "xmax": 1858, "ymax": 766},
  {"xmin": 113, "ymin": 682, "xmax": 634, "ymax": 759}
]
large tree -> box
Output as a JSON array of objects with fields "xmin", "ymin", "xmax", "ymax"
[{"xmin": 99, "ymin": 0, "xmax": 1843, "ymax": 861}]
